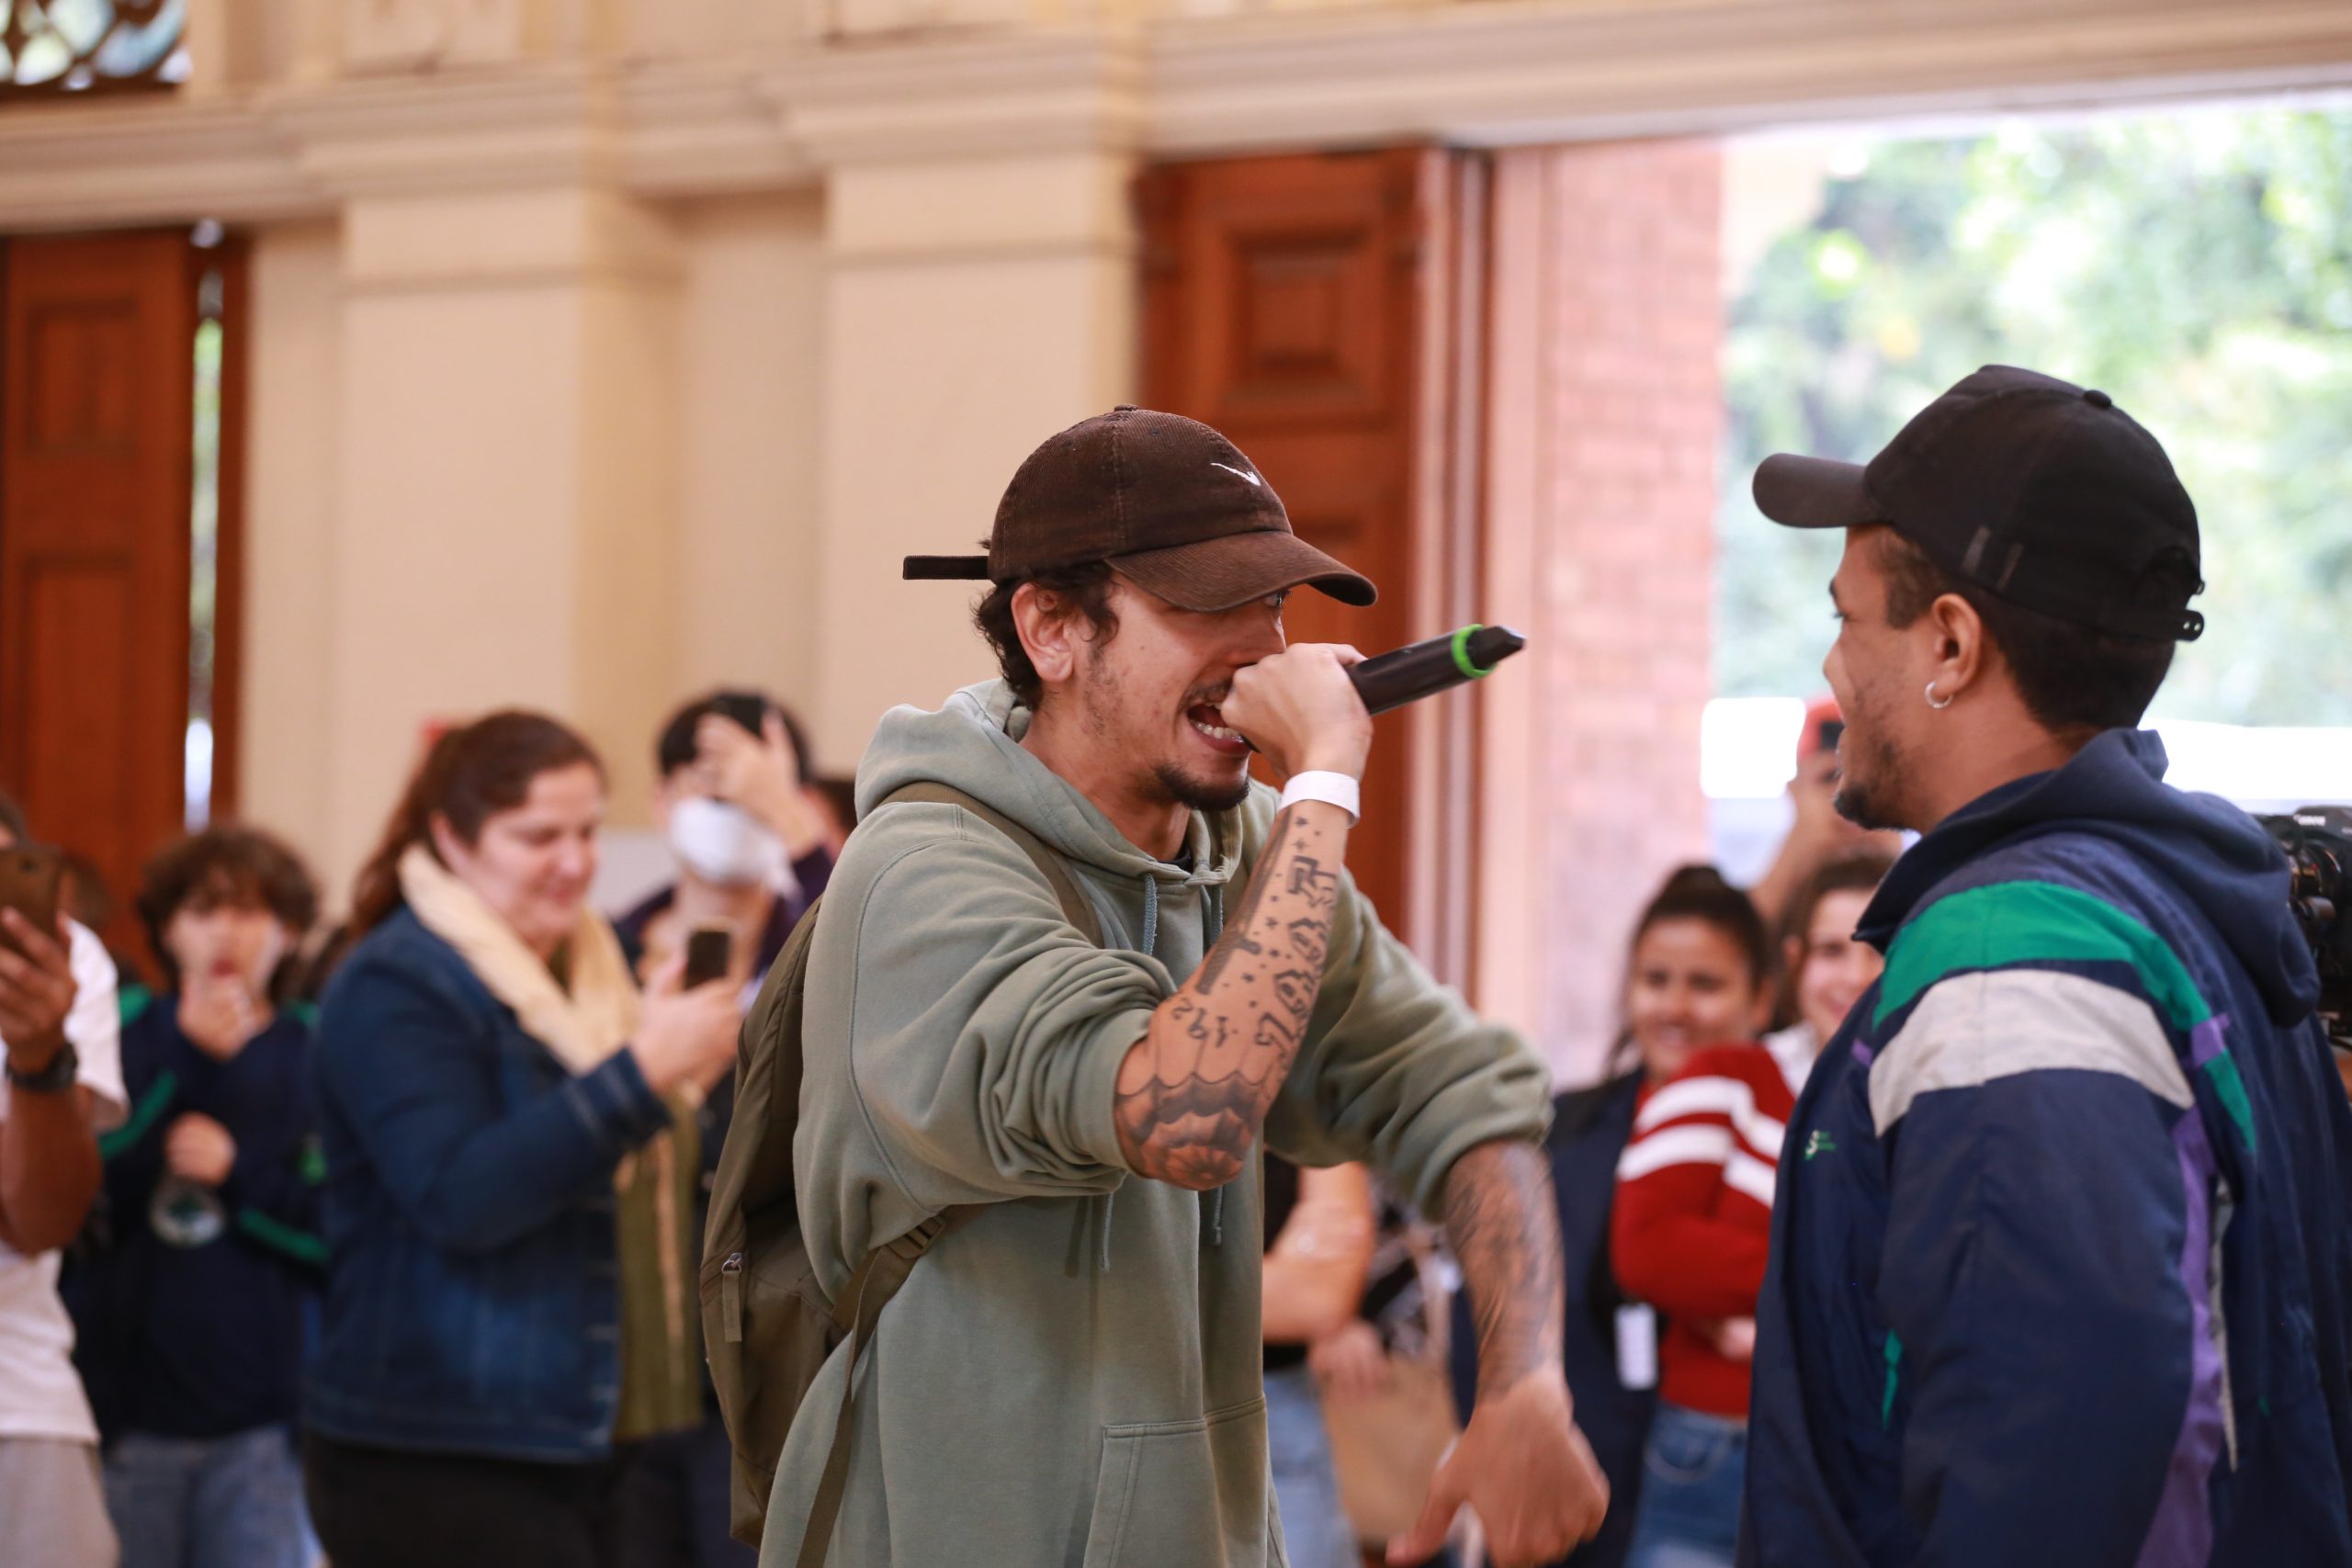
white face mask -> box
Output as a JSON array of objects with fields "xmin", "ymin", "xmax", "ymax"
[{"xmin": 668, "ymin": 797, "xmax": 786, "ymax": 888}]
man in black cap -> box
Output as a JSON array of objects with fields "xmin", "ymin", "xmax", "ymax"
[
  {"xmin": 1738, "ymin": 367, "xmax": 2352, "ymax": 1566},
  {"xmin": 767, "ymin": 408, "xmax": 1607, "ymax": 1567}
]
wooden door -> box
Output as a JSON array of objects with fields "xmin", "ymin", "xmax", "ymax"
[
  {"xmin": 0, "ymin": 231, "xmax": 204, "ymax": 966},
  {"xmin": 1141, "ymin": 149, "xmax": 1478, "ymax": 938}
]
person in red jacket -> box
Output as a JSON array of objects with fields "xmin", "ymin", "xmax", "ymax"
[
  {"xmin": 1608, "ymin": 868, "xmax": 1776, "ymax": 1568},
  {"xmin": 1610, "ymin": 853, "xmax": 1895, "ymax": 1568}
]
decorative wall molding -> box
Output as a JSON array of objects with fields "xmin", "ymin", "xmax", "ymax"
[
  {"xmin": 0, "ymin": 0, "xmax": 2344, "ymax": 231},
  {"xmin": 1147, "ymin": 0, "xmax": 2352, "ymax": 152},
  {"xmin": 762, "ymin": 31, "xmax": 1143, "ymax": 167}
]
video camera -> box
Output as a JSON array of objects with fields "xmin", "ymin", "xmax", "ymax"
[{"xmin": 2258, "ymin": 807, "xmax": 2352, "ymax": 1049}]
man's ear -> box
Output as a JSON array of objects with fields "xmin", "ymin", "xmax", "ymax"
[
  {"xmin": 1927, "ymin": 592, "xmax": 1988, "ymax": 699},
  {"xmin": 1012, "ymin": 582, "xmax": 1078, "ymax": 689}
]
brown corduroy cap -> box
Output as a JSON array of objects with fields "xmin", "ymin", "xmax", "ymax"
[{"xmin": 903, "ymin": 407, "xmax": 1377, "ymax": 612}]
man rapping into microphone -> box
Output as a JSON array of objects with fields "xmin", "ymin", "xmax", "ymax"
[{"xmin": 766, "ymin": 407, "xmax": 1608, "ymax": 1568}]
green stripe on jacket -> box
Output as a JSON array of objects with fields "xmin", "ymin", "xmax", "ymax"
[{"xmin": 1877, "ymin": 880, "xmax": 2212, "ymax": 1032}]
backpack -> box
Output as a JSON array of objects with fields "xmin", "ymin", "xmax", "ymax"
[{"xmin": 698, "ymin": 781, "xmax": 1104, "ymax": 1560}]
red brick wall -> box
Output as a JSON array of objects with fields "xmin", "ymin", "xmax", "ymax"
[{"xmin": 1476, "ymin": 140, "xmax": 1722, "ymax": 1085}]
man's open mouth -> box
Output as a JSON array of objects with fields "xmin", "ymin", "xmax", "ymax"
[{"xmin": 1187, "ymin": 702, "xmax": 1249, "ymax": 753}]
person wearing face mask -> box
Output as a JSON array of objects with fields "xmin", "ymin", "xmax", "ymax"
[
  {"xmin": 1606, "ymin": 868, "xmax": 1779, "ymax": 1568},
  {"xmin": 611, "ymin": 694, "xmax": 833, "ymax": 1568},
  {"xmin": 616, "ymin": 692, "xmax": 833, "ymax": 1012},
  {"xmin": 62, "ymin": 827, "xmax": 323, "ymax": 1568},
  {"xmin": 305, "ymin": 712, "xmax": 741, "ymax": 1568}
]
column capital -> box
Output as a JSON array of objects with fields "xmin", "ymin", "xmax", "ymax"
[
  {"xmin": 763, "ymin": 31, "xmax": 1143, "ymax": 170},
  {"xmin": 340, "ymin": 184, "xmax": 682, "ymax": 293},
  {"xmin": 269, "ymin": 61, "xmax": 627, "ymax": 201}
]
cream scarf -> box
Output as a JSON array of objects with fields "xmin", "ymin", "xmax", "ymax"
[{"xmin": 397, "ymin": 844, "xmax": 639, "ymax": 1074}]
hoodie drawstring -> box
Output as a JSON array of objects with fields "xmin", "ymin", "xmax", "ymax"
[
  {"xmin": 1200, "ymin": 879, "xmax": 1229, "ymax": 1247},
  {"xmin": 1086, "ymin": 873, "xmax": 1165, "ymax": 1278}
]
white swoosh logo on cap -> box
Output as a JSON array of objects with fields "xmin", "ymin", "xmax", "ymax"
[{"xmin": 1211, "ymin": 462, "xmax": 1263, "ymax": 486}]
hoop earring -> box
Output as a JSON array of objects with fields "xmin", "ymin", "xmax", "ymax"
[{"xmin": 1925, "ymin": 681, "xmax": 1953, "ymax": 711}]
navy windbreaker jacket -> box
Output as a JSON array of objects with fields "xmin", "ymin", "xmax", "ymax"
[{"xmin": 1741, "ymin": 728, "xmax": 2352, "ymax": 1567}]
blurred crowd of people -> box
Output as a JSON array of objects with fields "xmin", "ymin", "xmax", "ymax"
[
  {"xmin": 0, "ymin": 675, "xmax": 1879, "ymax": 1568},
  {"xmin": 0, "ymin": 690, "xmax": 854, "ymax": 1568}
]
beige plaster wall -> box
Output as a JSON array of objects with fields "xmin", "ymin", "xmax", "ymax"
[
  {"xmin": 240, "ymin": 220, "xmax": 344, "ymax": 872},
  {"xmin": 670, "ymin": 191, "xmax": 830, "ymax": 759},
  {"xmin": 234, "ymin": 186, "xmax": 840, "ymax": 909},
  {"xmin": 809, "ymin": 152, "xmax": 1139, "ymax": 775}
]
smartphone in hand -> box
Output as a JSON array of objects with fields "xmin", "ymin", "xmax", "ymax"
[
  {"xmin": 0, "ymin": 844, "xmax": 62, "ymax": 959},
  {"xmin": 683, "ymin": 923, "xmax": 733, "ymax": 990}
]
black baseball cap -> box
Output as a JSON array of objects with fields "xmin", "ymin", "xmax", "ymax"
[
  {"xmin": 903, "ymin": 406, "xmax": 1376, "ymax": 612},
  {"xmin": 1753, "ymin": 366, "xmax": 2204, "ymax": 642}
]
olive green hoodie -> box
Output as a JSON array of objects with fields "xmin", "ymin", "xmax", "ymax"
[{"xmin": 765, "ymin": 681, "xmax": 1548, "ymax": 1568}]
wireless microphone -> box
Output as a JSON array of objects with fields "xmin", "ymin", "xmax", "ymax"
[{"xmin": 1349, "ymin": 625, "xmax": 1526, "ymax": 716}]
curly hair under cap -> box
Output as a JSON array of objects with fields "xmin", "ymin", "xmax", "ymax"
[{"xmin": 971, "ymin": 558, "xmax": 1121, "ymax": 711}]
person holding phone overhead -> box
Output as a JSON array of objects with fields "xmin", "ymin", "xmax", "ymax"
[
  {"xmin": 0, "ymin": 791, "xmax": 129, "ymax": 1568},
  {"xmin": 303, "ymin": 713, "xmax": 741, "ymax": 1568}
]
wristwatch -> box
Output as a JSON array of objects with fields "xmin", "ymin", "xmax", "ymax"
[{"xmin": 6, "ymin": 1039, "xmax": 77, "ymax": 1095}]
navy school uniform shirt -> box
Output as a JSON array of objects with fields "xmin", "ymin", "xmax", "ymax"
[
  {"xmin": 1741, "ymin": 729, "xmax": 2352, "ymax": 1568},
  {"xmin": 64, "ymin": 989, "xmax": 324, "ymax": 1441}
]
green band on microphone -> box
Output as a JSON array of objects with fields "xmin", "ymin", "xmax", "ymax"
[{"xmin": 1451, "ymin": 624, "xmax": 1490, "ymax": 682}]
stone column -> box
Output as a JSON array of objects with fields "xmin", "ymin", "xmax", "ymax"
[
  {"xmin": 1479, "ymin": 140, "xmax": 1723, "ymax": 1082},
  {"xmin": 780, "ymin": 38, "xmax": 1144, "ymax": 766},
  {"xmin": 313, "ymin": 175, "xmax": 683, "ymax": 890}
]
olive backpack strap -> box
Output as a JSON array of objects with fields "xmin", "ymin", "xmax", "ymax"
[{"xmin": 794, "ymin": 780, "xmax": 1102, "ymax": 1566}]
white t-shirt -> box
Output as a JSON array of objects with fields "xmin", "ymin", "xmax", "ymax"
[{"xmin": 0, "ymin": 923, "xmax": 126, "ymax": 1443}]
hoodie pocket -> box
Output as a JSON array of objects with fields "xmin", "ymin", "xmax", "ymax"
[{"xmin": 1081, "ymin": 1397, "xmax": 1270, "ymax": 1568}]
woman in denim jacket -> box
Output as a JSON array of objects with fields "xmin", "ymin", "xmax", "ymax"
[{"xmin": 302, "ymin": 712, "xmax": 740, "ymax": 1568}]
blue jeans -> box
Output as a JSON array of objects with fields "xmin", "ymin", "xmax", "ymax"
[
  {"xmin": 105, "ymin": 1425, "xmax": 313, "ymax": 1568},
  {"xmin": 1623, "ymin": 1403, "xmax": 1745, "ymax": 1568},
  {"xmin": 1266, "ymin": 1362, "xmax": 1356, "ymax": 1568}
]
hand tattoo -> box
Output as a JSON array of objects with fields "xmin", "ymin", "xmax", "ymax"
[{"xmin": 1114, "ymin": 804, "xmax": 1347, "ymax": 1188}]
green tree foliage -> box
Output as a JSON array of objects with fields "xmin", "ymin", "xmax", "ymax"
[{"xmin": 1719, "ymin": 107, "xmax": 2352, "ymax": 723}]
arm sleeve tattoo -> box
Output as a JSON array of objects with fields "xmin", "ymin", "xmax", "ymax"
[
  {"xmin": 1443, "ymin": 1139, "xmax": 1566, "ymax": 1398},
  {"xmin": 1113, "ymin": 801, "xmax": 1348, "ymax": 1188}
]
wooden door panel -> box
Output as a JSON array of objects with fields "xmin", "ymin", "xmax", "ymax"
[
  {"xmin": 1, "ymin": 231, "xmax": 198, "ymax": 965},
  {"xmin": 27, "ymin": 301, "xmax": 143, "ymax": 456},
  {"xmin": 1143, "ymin": 150, "xmax": 1434, "ymax": 924},
  {"xmin": 21, "ymin": 558, "xmax": 138, "ymax": 845}
]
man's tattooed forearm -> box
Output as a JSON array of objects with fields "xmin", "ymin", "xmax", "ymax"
[
  {"xmin": 1286, "ymin": 855, "xmax": 1340, "ymax": 909},
  {"xmin": 1114, "ymin": 805, "xmax": 1346, "ymax": 1188},
  {"xmin": 1193, "ymin": 813, "xmax": 1289, "ymax": 991},
  {"xmin": 1444, "ymin": 1140, "xmax": 1566, "ymax": 1397}
]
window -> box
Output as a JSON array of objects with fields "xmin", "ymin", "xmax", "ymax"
[{"xmin": 0, "ymin": 0, "xmax": 187, "ymax": 95}]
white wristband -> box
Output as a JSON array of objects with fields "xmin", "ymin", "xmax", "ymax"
[{"xmin": 1278, "ymin": 770, "xmax": 1361, "ymax": 824}]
